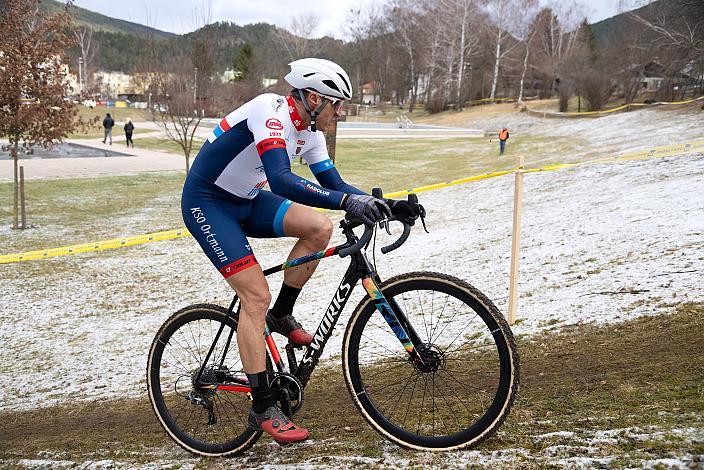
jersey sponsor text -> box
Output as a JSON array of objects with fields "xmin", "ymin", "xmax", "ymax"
[{"xmin": 265, "ymin": 118, "xmax": 283, "ymax": 130}]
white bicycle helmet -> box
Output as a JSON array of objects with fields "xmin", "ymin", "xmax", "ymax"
[{"xmin": 284, "ymin": 58, "xmax": 352, "ymax": 100}]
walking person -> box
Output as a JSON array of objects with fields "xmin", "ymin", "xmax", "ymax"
[
  {"xmin": 499, "ymin": 127, "xmax": 509, "ymax": 156},
  {"xmin": 102, "ymin": 113, "xmax": 115, "ymax": 145},
  {"xmin": 124, "ymin": 119, "xmax": 134, "ymax": 148}
]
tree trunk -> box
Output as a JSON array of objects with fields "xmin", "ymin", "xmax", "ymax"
[
  {"xmin": 518, "ymin": 42, "xmax": 530, "ymax": 103},
  {"xmin": 456, "ymin": 2, "xmax": 469, "ymax": 111},
  {"xmin": 489, "ymin": 29, "xmax": 502, "ymax": 100},
  {"xmin": 444, "ymin": 58, "xmax": 453, "ymax": 109},
  {"xmin": 12, "ymin": 142, "xmax": 19, "ymax": 230},
  {"xmin": 20, "ymin": 165, "xmax": 26, "ymax": 229},
  {"xmin": 407, "ymin": 54, "xmax": 416, "ymax": 113}
]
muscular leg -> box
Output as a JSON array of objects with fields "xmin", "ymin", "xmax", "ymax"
[
  {"xmin": 281, "ymin": 203, "xmax": 334, "ymax": 288},
  {"xmin": 226, "ymin": 265, "xmax": 271, "ymax": 373}
]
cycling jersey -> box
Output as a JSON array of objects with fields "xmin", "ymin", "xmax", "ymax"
[
  {"xmin": 183, "ymin": 93, "xmax": 364, "ymax": 278},
  {"xmin": 190, "ymin": 93, "xmax": 359, "ymax": 209}
]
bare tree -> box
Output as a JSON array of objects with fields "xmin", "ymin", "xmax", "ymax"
[
  {"xmin": 346, "ymin": 4, "xmax": 393, "ymax": 103},
  {"xmin": 388, "ymin": 0, "xmax": 431, "ymax": 112},
  {"xmin": 142, "ymin": 3, "xmax": 216, "ymax": 173},
  {"xmin": 565, "ymin": 21, "xmax": 617, "ymax": 112},
  {"xmin": 630, "ymin": 0, "xmax": 704, "ymax": 57},
  {"xmin": 530, "ymin": 1, "xmax": 584, "ymax": 109},
  {"xmin": 486, "ymin": 0, "xmax": 530, "ymax": 100},
  {"xmin": 151, "ymin": 54, "xmax": 214, "ymax": 173},
  {"xmin": 0, "ymin": 0, "xmax": 96, "ymax": 229},
  {"xmin": 504, "ymin": 0, "xmax": 540, "ymax": 104},
  {"xmin": 389, "ymin": 0, "xmax": 483, "ymax": 113},
  {"xmin": 606, "ymin": 14, "xmax": 659, "ymax": 103},
  {"xmin": 275, "ymin": 14, "xmax": 321, "ymax": 62},
  {"xmin": 454, "ymin": 0, "xmax": 480, "ymax": 109},
  {"xmin": 72, "ymin": 26, "xmax": 98, "ymax": 92}
]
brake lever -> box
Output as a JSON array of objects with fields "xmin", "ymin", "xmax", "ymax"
[
  {"xmin": 381, "ymin": 218, "xmax": 392, "ymax": 235},
  {"xmin": 420, "ymin": 213, "xmax": 429, "ymax": 233}
]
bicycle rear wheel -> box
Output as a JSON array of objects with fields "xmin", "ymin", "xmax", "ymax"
[
  {"xmin": 147, "ymin": 303, "xmax": 264, "ymax": 457},
  {"xmin": 342, "ymin": 272, "xmax": 519, "ymax": 451}
]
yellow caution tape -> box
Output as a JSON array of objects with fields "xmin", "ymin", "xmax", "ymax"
[
  {"xmin": 527, "ymin": 95, "xmax": 704, "ymax": 117},
  {"xmin": 384, "ymin": 170, "xmax": 513, "ymax": 198},
  {"xmin": 1, "ymin": 140, "xmax": 702, "ymax": 265},
  {"xmin": 0, "ymin": 229, "xmax": 191, "ymax": 264},
  {"xmin": 469, "ymin": 97, "xmax": 517, "ymax": 105}
]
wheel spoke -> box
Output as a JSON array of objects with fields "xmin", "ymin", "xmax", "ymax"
[
  {"xmin": 359, "ymin": 332, "xmax": 409, "ymax": 361},
  {"xmin": 346, "ymin": 276, "xmax": 518, "ymax": 449},
  {"xmin": 149, "ymin": 309, "xmax": 256, "ymax": 455}
]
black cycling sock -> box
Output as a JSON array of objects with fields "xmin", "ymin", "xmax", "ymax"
[
  {"xmin": 247, "ymin": 371, "xmax": 275, "ymax": 413},
  {"xmin": 270, "ymin": 282, "xmax": 302, "ymax": 319}
]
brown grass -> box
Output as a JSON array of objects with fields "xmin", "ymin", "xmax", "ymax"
[{"xmin": 0, "ymin": 302, "xmax": 701, "ymax": 467}]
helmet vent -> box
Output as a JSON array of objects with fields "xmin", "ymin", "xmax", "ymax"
[
  {"xmin": 337, "ymin": 73, "xmax": 351, "ymax": 92},
  {"xmin": 303, "ymin": 72, "xmax": 316, "ymax": 77},
  {"xmin": 323, "ymin": 79, "xmax": 340, "ymax": 93}
]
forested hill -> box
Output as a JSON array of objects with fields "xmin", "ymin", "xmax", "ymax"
[
  {"xmin": 62, "ymin": 10, "xmax": 346, "ymax": 77},
  {"xmin": 51, "ymin": 0, "xmax": 680, "ymax": 75},
  {"xmin": 42, "ymin": 0, "xmax": 175, "ymax": 39},
  {"xmin": 180, "ymin": 21, "xmax": 348, "ymax": 78},
  {"xmin": 589, "ymin": 0, "xmax": 703, "ymax": 49}
]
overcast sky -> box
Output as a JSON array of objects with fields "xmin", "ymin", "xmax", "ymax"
[{"xmin": 73, "ymin": 0, "xmax": 624, "ymax": 38}]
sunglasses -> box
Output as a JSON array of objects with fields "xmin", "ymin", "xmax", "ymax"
[
  {"xmin": 327, "ymin": 96, "xmax": 345, "ymax": 112},
  {"xmin": 309, "ymin": 91, "xmax": 345, "ymax": 112}
]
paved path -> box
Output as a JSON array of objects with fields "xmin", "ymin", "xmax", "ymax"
[
  {"xmin": 0, "ymin": 136, "xmax": 185, "ymax": 181},
  {"xmin": 0, "ymin": 121, "xmax": 485, "ymax": 180}
]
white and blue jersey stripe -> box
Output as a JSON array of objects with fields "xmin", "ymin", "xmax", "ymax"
[{"xmin": 182, "ymin": 93, "xmax": 366, "ymax": 278}]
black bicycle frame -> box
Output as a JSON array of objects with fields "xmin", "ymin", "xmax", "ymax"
[{"xmin": 195, "ymin": 225, "xmax": 426, "ymax": 391}]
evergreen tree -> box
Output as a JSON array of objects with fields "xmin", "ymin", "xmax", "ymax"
[
  {"xmin": 233, "ymin": 43, "xmax": 254, "ymax": 81},
  {"xmin": 579, "ymin": 18, "xmax": 598, "ymax": 63}
]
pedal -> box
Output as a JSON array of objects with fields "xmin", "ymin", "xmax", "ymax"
[{"xmin": 277, "ymin": 388, "xmax": 293, "ymax": 419}]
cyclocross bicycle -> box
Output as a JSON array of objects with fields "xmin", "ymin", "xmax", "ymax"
[{"xmin": 147, "ymin": 190, "xmax": 520, "ymax": 457}]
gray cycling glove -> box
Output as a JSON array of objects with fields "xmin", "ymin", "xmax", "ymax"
[{"xmin": 343, "ymin": 194, "xmax": 392, "ymax": 227}]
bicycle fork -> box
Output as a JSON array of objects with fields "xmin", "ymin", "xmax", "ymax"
[{"xmin": 361, "ymin": 275, "xmax": 426, "ymax": 364}]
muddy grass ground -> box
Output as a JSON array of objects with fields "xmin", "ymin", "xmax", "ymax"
[
  {"xmin": 1, "ymin": 103, "xmax": 702, "ymax": 468},
  {"xmin": 1, "ymin": 302, "xmax": 701, "ymax": 468}
]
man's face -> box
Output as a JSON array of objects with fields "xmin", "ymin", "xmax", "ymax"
[{"xmin": 307, "ymin": 93, "xmax": 344, "ymax": 132}]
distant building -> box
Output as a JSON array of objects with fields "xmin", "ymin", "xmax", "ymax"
[
  {"xmin": 92, "ymin": 71, "xmax": 135, "ymax": 97},
  {"xmin": 361, "ymin": 82, "xmax": 381, "ymax": 105},
  {"xmin": 639, "ymin": 62, "xmax": 667, "ymax": 91},
  {"xmin": 406, "ymin": 74, "xmax": 430, "ymax": 104},
  {"xmin": 220, "ymin": 69, "xmax": 242, "ymax": 82},
  {"xmin": 623, "ymin": 61, "xmax": 694, "ymax": 93},
  {"xmin": 220, "ymin": 70, "xmax": 278, "ymax": 89},
  {"xmin": 61, "ymin": 63, "xmax": 80, "ymax": 95}
]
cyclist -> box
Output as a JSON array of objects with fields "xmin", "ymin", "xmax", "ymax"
[{"xmin": 182, "ymin": 58, "xmax": 422, "ymax": 444}]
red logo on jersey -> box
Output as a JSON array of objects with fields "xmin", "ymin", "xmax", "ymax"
[{"xmin": 266, "ymin": 118, "xmax": 283, "ymax": 130}]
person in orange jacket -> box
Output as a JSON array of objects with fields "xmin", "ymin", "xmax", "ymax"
[{"xmin": 499, "ymin": 127, "xmax": 509, "ymax": 155}]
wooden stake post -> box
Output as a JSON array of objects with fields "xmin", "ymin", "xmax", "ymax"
[
  {"xmin": 508, "ymin": 155, "xmax": 524, "ymax": 325},
  {"xmin": 20, "ymin": 166, "xmax": 27, "ymax": 229}
]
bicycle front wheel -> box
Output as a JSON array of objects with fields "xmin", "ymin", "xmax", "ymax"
[
  {"xmin": 342, "ymin": 272, "xmax": 519, "ymax": 451},
  {"xmin": 147, "ymin": 303, "xmax": 263, "ymax": 457}
]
